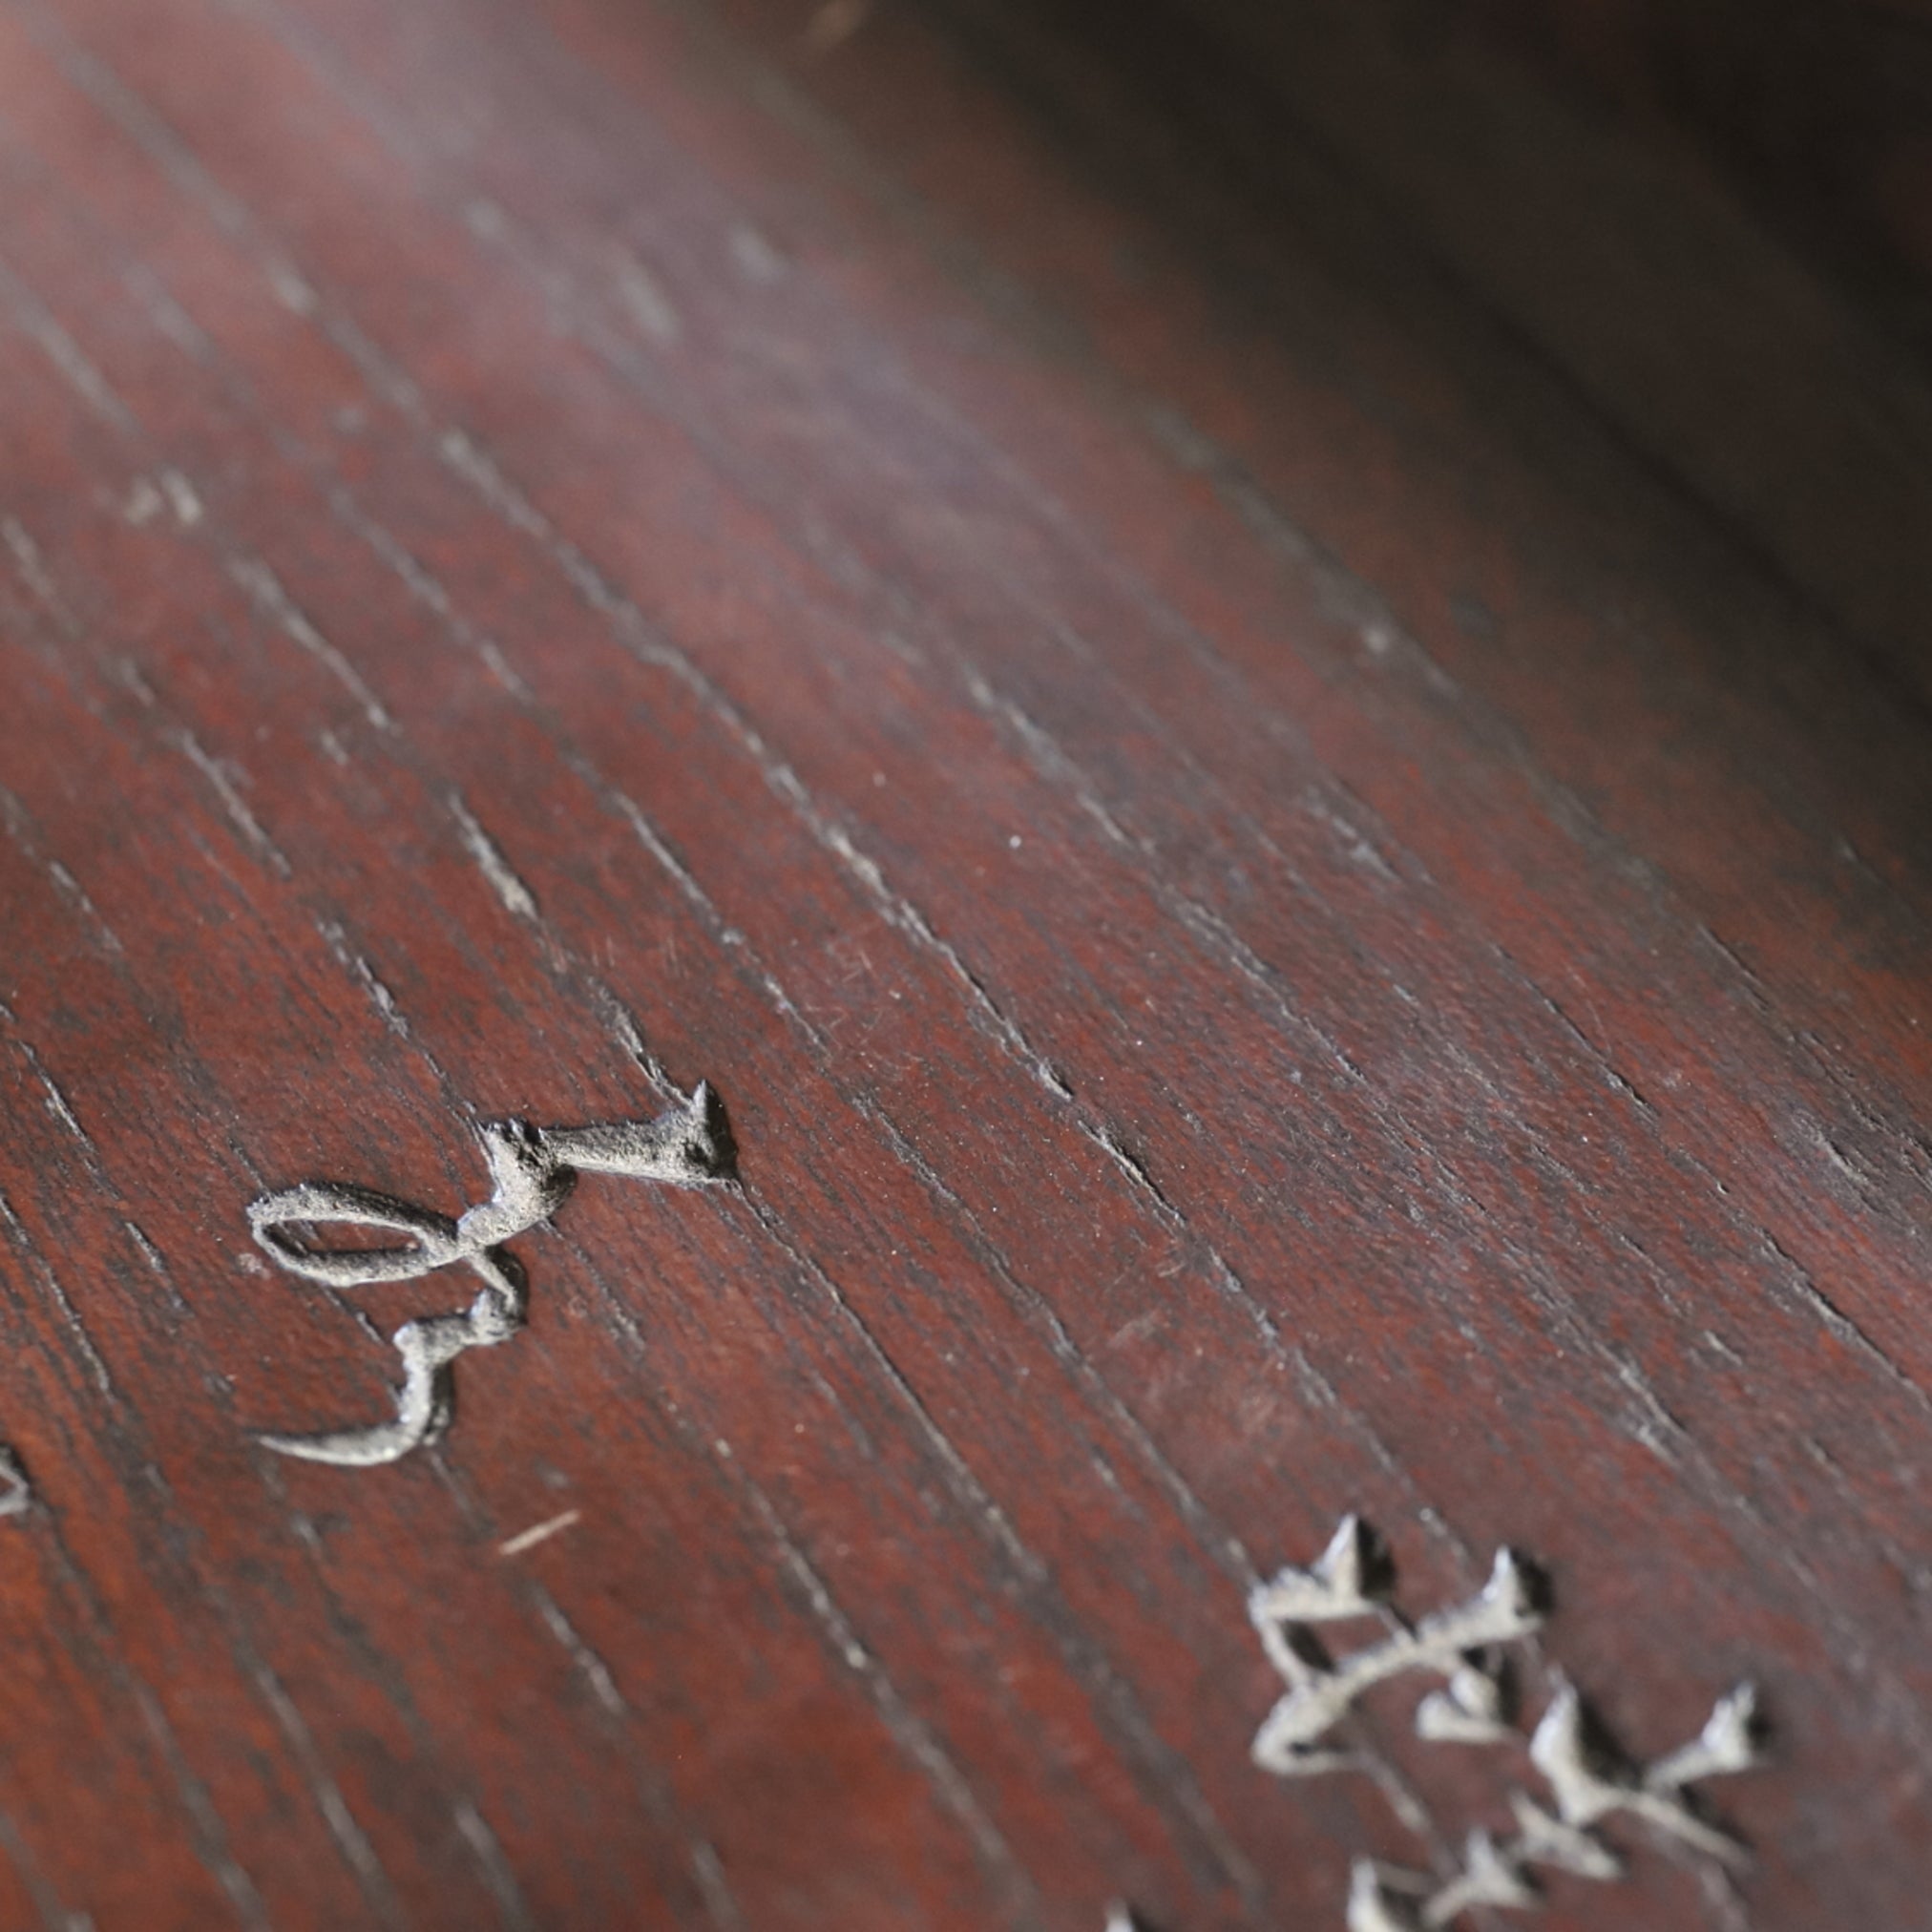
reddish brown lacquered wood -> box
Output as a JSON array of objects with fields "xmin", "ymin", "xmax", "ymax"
[{"xmin": 0, "ymin": 0, "xmax": 1927, "ymax": 1927}]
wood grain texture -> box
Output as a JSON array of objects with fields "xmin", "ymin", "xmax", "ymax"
[{"xmin": 0, "ymin": 0, "xmax": 1927, "ymax": 1926}]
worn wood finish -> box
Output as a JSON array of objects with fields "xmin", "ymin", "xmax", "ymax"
[{"xmin": 0, "ymin": 0, "xmax": 1927, "ymax": 1925}]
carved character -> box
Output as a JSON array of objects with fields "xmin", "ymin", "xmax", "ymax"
[{"xmin": 247, "ymin": 1084, "xmax": 732, "ymax": 1466}]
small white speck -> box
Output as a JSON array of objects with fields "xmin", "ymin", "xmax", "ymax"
[
  {"xmin": 160, "ymin": 471, "xmax": 203, "ymax": 526},
  {"xmin": 804, "ymin": 0, "xmax": 872, "ymax": 52},
  {"xmin": 464, "ymin": 199, "xmax": 510, "ymax": 242},
  {"xmin": 1007, "ymin": 834, "xmax": 1022, "ymax": 850},
  {"xmin": 266, "ymin": 261, "xmax": 317, "ymax": 315},
  {"xmin": 728, "ymin": 223, "xmax": 789, "ymax": 285},
  {"xmin": 124, "ymin": 477, "xmax": 163, "ymax": 525},
  {"xmin": 613, "ymin": 251, "xmax": 682, "ymax": 346}
]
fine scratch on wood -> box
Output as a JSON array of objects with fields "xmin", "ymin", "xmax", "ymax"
[
  {"xmin": 243, "ymin": 1652, "xmax": 408, "ymax": 1932},
  {"xmin": 0, "ymin": 1183, "xmax": 116, "ymax": 1399},
  {"xmin": 727, "ymin": 223, "xmax": 789, "ymax": 285},
  {"xmin": 0, "ymin": 791, "xmax": 120, "ymax": 957},
  {"xmin": 123, "ymin": 471, "xmax": 203, "ymax": 527},
  {"xmin": 0, "ymin": 1803, "xmax": 87, "ymax": 1932},
  {"xmin": 130, "ymin": 1682, "xmax": 273, "ymax": 1932},
  {"xmin": 424, "ymin": 1456, "xmax": 721, "ymax": 1882},
  {"xmin": 227, "ymin": 555, "xmax": 395, "ymax": 732},
  {"xmin": 0, "ymin": 249, "xmax": 137, "ymax": 430},
  {"xmin": 529, "ymin": 1587, "xmax": 628, "ymax": 1720},
  {"xmin": 611, "ymin": 250, "xmax": 682, "ymax": 346},
  {"xmin": 34, "ymin": 1066, "xmax": 87, "ymax": 1144},
  {"xmin": 497, "ymin": 1508, "xmax": 581, "ymax": 1558},
  {"xmin": 0, "ymin": 1007, "xmax": 99, "ymax": 1160},
  {"xmin": 160, "ymin": 468, "xmax": 203, "ymax": 525},
  {"xmin": 450, "ymin": 1800, "xmax": 539, "ymax": 1932},
  {"xmin": 732, "ymin": 1463, "xmax": 1045, "ymax": 1919},
  {"xmin": 690, "ymin": 1839, "xmax": 749, "ymax": 1932},
  {"xmin": 169, "ymin": 727, "xmax": 293, "ymax": 879},
  {"xmin": 0, "ymin": 514, "xmax": 69, "ymax": 621},
  {"xmin": 447, "ymin": 788, "xmax": 539, "ymax": 921}
]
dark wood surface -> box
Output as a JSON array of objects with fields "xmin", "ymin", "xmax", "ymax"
[{"xmin": 0, "ymin": 0, "xmax": 1929, "ymax": 1926}]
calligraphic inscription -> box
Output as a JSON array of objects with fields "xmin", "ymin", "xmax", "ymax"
[
  {"xmin": 1249, "ymin": 1516, "xmax": 1544, "ymax": 1775},
  {"xmin": 1105, "ymin": 1513, "xmax": 1770, "ymax": 1931},
  {"xmin": 247, "ymin": 1084, "xmax": 732, "ymax": 1467},
  {"xmin": 1250, "ymin": 1516, "xmax": 1766, "ymax": 1929}
]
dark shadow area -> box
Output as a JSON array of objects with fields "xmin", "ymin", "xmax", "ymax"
[
  {"xmin": 918, "ymin": 0, "xmax": 1932, "ymax": 665},
  {"xmin": 882, "ymin": 0, "xmax": 1932, "ymax": 869}
]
